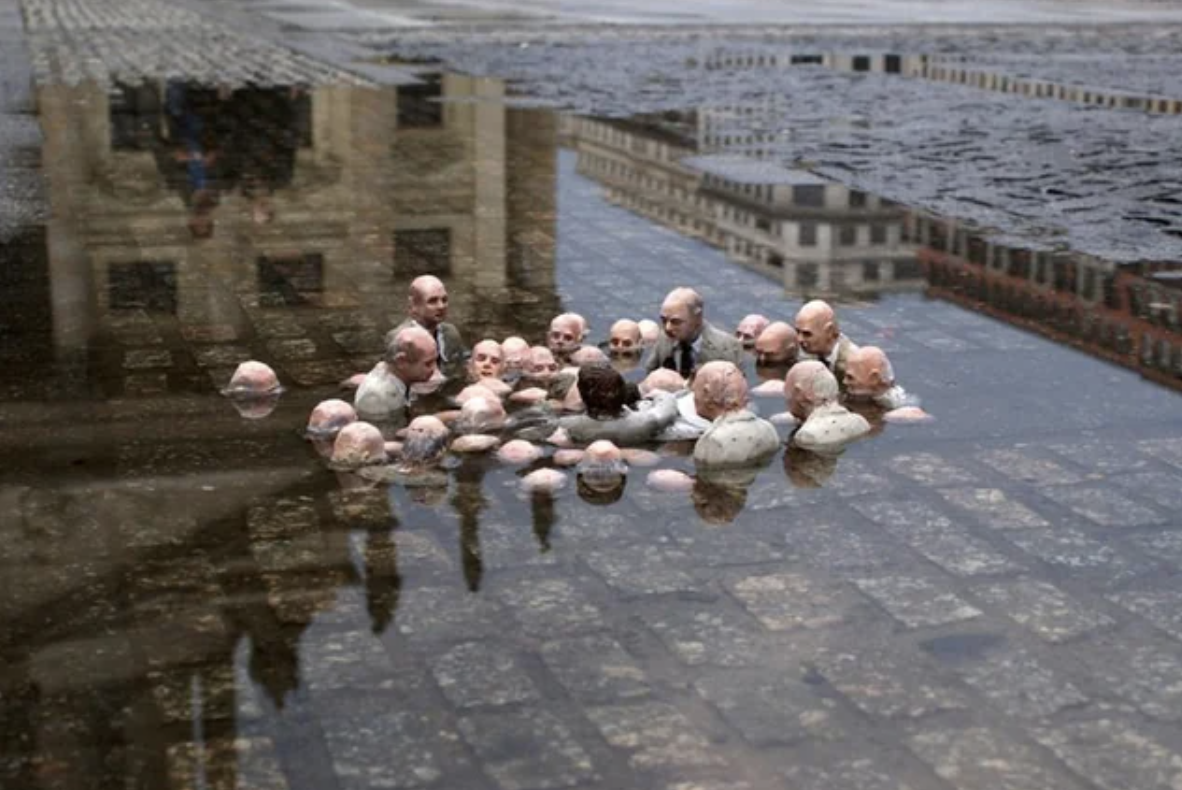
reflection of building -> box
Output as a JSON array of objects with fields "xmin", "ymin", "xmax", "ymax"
[
  {"xmin": 30, "ymin": 73, "xmax": 558, "ymax": 397},
  {"xmin": 563, "ymin": 113, "xmax": 921, "ymax": 300},
  {"xmin": 913, "ymin": 213, "xmax": 1182, "ymax": 391}
]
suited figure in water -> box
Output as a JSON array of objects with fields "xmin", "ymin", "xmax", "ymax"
[{"xmin": 645, "ymin": 287, "xmax": 744, "ymax": 377}]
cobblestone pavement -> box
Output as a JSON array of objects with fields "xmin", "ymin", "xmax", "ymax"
[{"xmin": 4, "ymin": 1, "xmax": 1182, "ymax": 789}]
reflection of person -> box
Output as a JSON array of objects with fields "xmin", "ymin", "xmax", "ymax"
[
  {"xmin": 785, "ymin": 361, "xmax": 870, "ymax": 452},
  {"xmin": 390, "ymin": 276, "xmax": 465, "ymax": 366},
  {"xmin": 646, "ymin": 287, "xmax": 744, "ymax": 375},
  {"xmin": 691, "ymin": 361, "xmax": 780, "ymax": 467},
  {"xmin": 783, "ymin": 445, "xmax": 838, "ymax": 488},
  {"xmin": 355, "ymin": 327, "xmax": 437, "ymax": 421},
  {"xmin": 795, "ymin": 300, "xmax": 857, "ymax": 385},
  {"xmin": 576, "ymin": 440, "xmax": 628, "ymax": 504},
  {"xmin": 691, "ymin": 477, "xmax": 748, "ymax": 525}
]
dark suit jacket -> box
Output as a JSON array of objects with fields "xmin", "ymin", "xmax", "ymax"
[{"xmin": 644, "ymin": 320, "xmax": 744, "ymax": 374}]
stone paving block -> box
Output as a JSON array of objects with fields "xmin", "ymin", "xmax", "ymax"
[
  {"xmin": 431, "ymin": 642, "xmax": 541, "ymax": 709},
  {"xmin": 1036, "ymin": 485, "xmax": 1164, "ymax": 528},
  {"xmin": 666, "ymin": 782, "xmax": 752, "ymax": 790},
  {"xmin": 167, "ymin": 737, "xmax": 288, "ymax": 790},
  {"xmin": 458, "ymin": 708, "xmax": 597, "ymax": 790},
  {"xmin": 665, "ymin": 527, "xmax": 784, "ymax": 567},
  {"xmin": 726, "ymin": 572, "xmax": 857, "ymax": 631},
  {"xmin": 1109, "ymin": 589, "xmax": 1182, "ymax": 642},
  {"xmin": 123, "ymin": 348, "xmax": 174, "ymax": 370},
  {"xmin": 851, "ymin": 576, "xmax": 983, "ymax": 629},
  {"xmin": 1047, "ymin": 440, "xmax": 1154, "ymax": 474},
  {"xmin": 1110, "ymin": 471, "xmax": 1182, "ymax": 512},
  {"xmin": 302, "ymin": 629, "xmax": 404, "ymax": 693},
  {"xmin": 540, "ymin": 634, "xmax": 650, "ymax": 701},
  {"xmin": 954, "ymin": 645, "xmax": 1089, "ymax": 719},
  {"xmin": 180, "ymin": 324, "xmax": 242, "ymax": 343},
  {"xmin": 497, "ymin": 577, "xmax": 606, "ymax": 637},
  {"xmin": 396, "ymin": 585, "xmax": 508, "ymax": 643},
  {"xmin": 266, "ymin": 337, "xmax": 319, "ymax": 360},
  {"xmin": 783, "ymin": 756, "xmax": 913, "ymax": 790},
  {"xmin": 318, "ymin": 695, "xmax": 449, "ymax": 789},
  {"xmin": 643, "ymin": 604, "xmax": 771, "ymax": 667},
  {"xmin": 124, "ymin": 372, "xmax": 169, "ymax": 396},
  {"xmin": 784, "ymin": 521, "xmax": 911, "ymax": 573},
  {"xmin": 1131, "ymin": 531, "xmax": 1182, "ymax": 570},
  {"xmin": 1077, "ymin": 640, "xmax": 1182, "ymax": 722},
  {"xmin": 1032, "ymin": 719, "xmax": 1182, "ymax": 790},
  {"xmin": 908, "ymin": 726, "xmax": 1084, "ymax": 790},
  {"xmin": 477, "ymin": 518, "xmax": 561, "ymax": 569},
  {"xmin": 937, "ymin": 488, "xmax": 1050, "ymax": 530},
  {"xmin": 246, "ymin": 497, "xmax": 319, "ymax": 540},
  {"xmin": 328, "ymin": 489, "xmax": 393, "ymax": 529},
  {"xmin": 149, "ymin": 664, "xmax": 238, "ymax": 723},
  {"xmin": 853, "ymin": 500, "xmax": 1022, "ymax": 577},
  {"xmin": 249, "ymin": 313, "xmax": 307, "ymax": 338},
  {"xmin": 1003, "ymin": 526, "xmax": 1147, "ymax": 583},
  {"xmin": 977, "ymin": 448, "xmax": 1083, "ymax": 485},
  {"xmin": 583, "ymin": 544, "xmax": 703, "ymax": 596},
  {"xmin": 1138, "ymin": 437, "xmax": 1182, "ymax": 469},
  {"xmin": 970, "ymin": 579, "xmax": 1114, "ymax": 643},
  {"xmin": 332, "ymin": 328, "xmax": 386, "ymax": 355},
  {"xmin": 693, "ymin": 670, "xmax": 843, "ymax": 746},
  {"xmin": 283, "ymin": 358, "xmax": 365, "ymax": 386},
  {"xmin": 191, "ymin": 344, "xmax": 253, "ymax": 369},
  {"xmin": 885, "ymin": 453, "xmax": 977, "ymax": 487},
  {"xmin": 586, "ymin": 701, "xmax": 728, "ymax": 770},
  {"xmin": 814, "ymin": 649, "xmax": 968, "ymax": 719}
]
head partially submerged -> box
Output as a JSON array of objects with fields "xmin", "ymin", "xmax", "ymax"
[
  {"xmin": 224, "ymin": 360, "xmax": 282, "ymax": 398},
  {"xmin": 609, "ymin": 319, "xmax": 643, "ymax": 355},
  {"xmin": 794, "ymin": 300, "xmax": 840, "ymax": 358},
  {"xmin": 784, "ymin": 360, "xmax": 839, "ymax": 420},
  {"xmin": 526, "ymin": 346, "xmax": 560, "ymax": 381},
  {"xmin": 548, "ymin": 313, "xmax": 586, "ymax": 357},
  {"xmin": 844, "ymin": 345, "xmax": 895, "ymax": 399},
  {"xmin": 332, "ymin": 422, "xmax": 388, "ymax": 468},
  {"xmin": 455, "ymin": 396, "xmax": 506, "ymax": 435},
  {"xmin": 660, "ymin": 287, "xmax": 705, "ymax": 344},
  {"xmin": 307, "ymin": 399, "xmax": 357, "ymax": 441},
  {"xmin": 735, "ymin": 314, "xmax": 770, "ymax": 349},
  {"xmin": 692, "ymin": 361, "xmax": 748, "ymax": 421},
  {"xmin": 754, "ymin": 321, "xmax": 799, "ymax": 366},
  {"xmin": 387, "ymin": 326, "xmax": 438, "ymax": 384},
  {"xmin": 577, "ymin": 440, "xmax": 627, "ymax": 498},
  {"xmin": 400, "ymin": 415, "xmax": 450, "ymax": 467},
  {"xmin": 407, "ymin": 275, "xmax": 449, "ymax": 331},
  {"xmin": 637, "ymin": 319, "xmax": 661, "ymax": 347},
  {"xmin": 468, "ymin": 339, "xmax": 504, "ymax": 381},
  {"xmin": 638, "ymin": 368, "xmax": 686, "ymax": 397},
  {"xmin": 501, "ymin": 337, "xmax": 530, "ymax": 372}
]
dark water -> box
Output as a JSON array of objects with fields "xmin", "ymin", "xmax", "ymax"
[{"xmin": 2, "ymin": 75, "xmax": 1182, "ymax": 790}]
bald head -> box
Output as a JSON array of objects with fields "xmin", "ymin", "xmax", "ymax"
[
  {"xmin": 570, "ymin": 346, "xmax": 608, "ymax": 368},
  {"xmin": 609, "ymin": 319, "xmax": 642, "ymax": 354},
  {"xmin": 468, "ymin": 339, "xmax": 504, "ymax": 381},
  {"xmin": 526, "ymin": 346, "xmax": 560, "ymax": 380},
  {"xmin": 794, "ymin": 299, "xmax": 840, "ymax": 357},
  {"xmin": 754, "ymin": 321, "xmax": 799, "ymax": 366},
  {"xmin": 637, "ymin": 320, "xmax": 660, "ymax": 346},
  {"xmin": 456, "ymin": 396, "xmax": 506, "ymax": 435},
  {"xmin": 692, "ymin": 361, "xmax": 748, "ymax": 421},
  {"xmin": 307, "ymin": 398, "xmax": 357, "ymax": 438},
  {"xmin": 407, "ymin": 275, "xmax": 449, "ymax": 331},
  {"xmin": 501, "ymin": 336, "xmax": 529, "ymax": 372},
  {"xmin": 660, "ymin": 287, "xmax": 705, "ymax": 343},
  {"xmin": 401, "ymin": 415, "xmax": 450, "ymax": 466},
  {"xmin": 845, "ymin": 345, "xmax": 895, "ymax": 399},
  {"xmin": 225, "ymin": 360, "xmax": 281, "ymax": 396},
  {"xmin": 332, "ymin": 421, "xmax": 388, "ymax": 467},
  {"xmin": 785, "ymin": 360, "xmax": 839, "ymax": 420},
  {"xmin": 548, "ymin": 313, "xmax": 586, "ymax": 357},
  {"xmin": 388, "ymin": 326, "xmax": 438, "ymax": 384},
  {"xmin": 639, "ymin": 368, "xmax": 686, "ymax": 397},
  {"xmin": 735, "ymin": 314, "xmax": 770, "ymax": 349}
]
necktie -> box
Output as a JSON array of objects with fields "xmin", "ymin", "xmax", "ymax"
[
  {"xmin": 435, "ymin": 327, "xmax": 446, "ymax": 363},
  {"xmin": 678, "ymin": 342, "xmax": 694, "ymax": 377}
]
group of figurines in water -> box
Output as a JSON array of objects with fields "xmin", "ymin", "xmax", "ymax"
[{"xmin": 220, "ymin": 275, "xmax": 930, "ymax": 501}]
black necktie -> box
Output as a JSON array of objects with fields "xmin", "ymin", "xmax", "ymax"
[{"xmin": 677, "ymin": 342, "xmax": 694, "ymax": 377}]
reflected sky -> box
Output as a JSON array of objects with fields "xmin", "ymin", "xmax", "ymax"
[{"xmin": 2, "ymin": 73, "xmax": 1182, "ymax": 790}]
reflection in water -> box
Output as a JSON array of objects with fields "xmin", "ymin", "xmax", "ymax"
[
  {"xmin": 4, "ymin": 66, "xmax": 1182, "ymax": 790},
  {"xmin": 913, "ymin": 214, "xmax": 1182, "ymax": 393}
]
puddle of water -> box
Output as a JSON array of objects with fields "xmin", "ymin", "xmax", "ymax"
[{"xmin": 2, "ymin": 73, "xmax": 1182, "ymax": 790}]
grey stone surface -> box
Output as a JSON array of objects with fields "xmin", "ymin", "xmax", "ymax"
[
  {"xmin": 886, "ymin": 453, "xmax": 978, "ymax": 487},
  {"xmin": 1109, "ymin": 589, "xmax": 1182, "ymax": 642},
  {"xmin": 693, "ymin": 669, "xmax": 843, "ymax": 746},
  {"xmin": 585, "ymin": 701, "xmax": 729, "ymax": 769},
  {"xmin": 643, "ymin": 604, "xmax": 772, "ymax": 667},
  {"xmin": 783, "ymin": 756, "xmax": 912, "ymax": 790},
  {"xmin": 497, "ymin": 577, "xmax": 606, "ymax": 637},
  {"xmin": 955, "ymin": 645, "xmax": 1089, "ymax": 720},
  {"xmin": 726, "ymin": 571, "xmax": 857, "ymax": 631},
  {"xmin": 540, "ymin": 634, "xmax": 651, "ymax": 701},
  {"xmin": 583, "ymin": 545, "xmax": 703, "ymax": 596},
  {"xmin": 396, "ymin": 585, "xmax": 509, "ymax": 642},
  {"xmin": 937, "ymin": 488, "xmax": 1050, "ymax": 531},
  {"xmin": 458, "ymin": 708, "xmax": 598, "ymax": 790},
  {"xmin": 431, "ymin": 642, "xmax": 541, "ymax": 708},
  {"xmin": 976, "ymin": 448, "xmax": 1084, "ymax": 486},
  {"xmin": 1076, "ymin": 640, "xmax": 1182, "ymax": 721},
  {"xmin": 1032, "ymin": 719, "xmax": 1182, "ymax": 790},
  {"xmin": 970, "ymin": 579, "xmax": 1114, "ymax": 643},
  {"xmin": 908, "ymin": 726, "xmax": 1085, "ymax": 790},
  {"xmin": 783, "ymin": 520, "xmax": 911, "ymax": 573},
  {"xmin": 815, "ymin": 649, "xmax": 968, "ymax": 719},
  {"xmin": 1110, "ymin": 471, "xmax": 1182, "ymax": 511},
  {"xmin": 317, "ymin": 695, "xmax": 450, "ymax": 789},
  {"xmin": 851, "ymin": 575, "xmax": 983, "ymax": 629},
  {"xmin": 1036, "ymin": 485, "xmax": 1165, "ymax": 528}
]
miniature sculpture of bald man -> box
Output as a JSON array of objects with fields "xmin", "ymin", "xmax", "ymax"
[
  {"xmin": 390, "ymin": 275, "xmax": 465, "ymax": 366},
  {"xmin": 608, "ymin": 319, "xmax": 643, "ymax": 356},
  {"xmin": 306, "ymin": 399, "xmax": 358, "ymax": 457},
  {"xmin": 222, "ymin": 360, "xmax": 284, "ymax": 418},
  {"xmin": 754, "ymin": 322, "xmax": 800, "ymax": 368},
  {"xmin": 548, "ymin": 313, "xmax": 588, "ymax": 364},
  {"xmin": 646, "ymin": 287, "xmax": 744, "ymax": 375},
  {"xmin": 786, "ymin": 360, "xmax": 871, "ymax": 451},
  {"xmin": 794, "ymin": 300, "xmax": 857, "ymax": 386},
  {"xmin": 691, "ymin": 361, "xmax": 781, "ymax": 467},
  {"xmin": 844, "ymin": 346, "xmax": 930, "ymax": 423},
  {"xmin": 735, "ymin": 314, "xmax": 770, "ymax": 350},
  {"xmin": 355, "ymin": 327, "xmax": 438, "ymax": 421}
]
